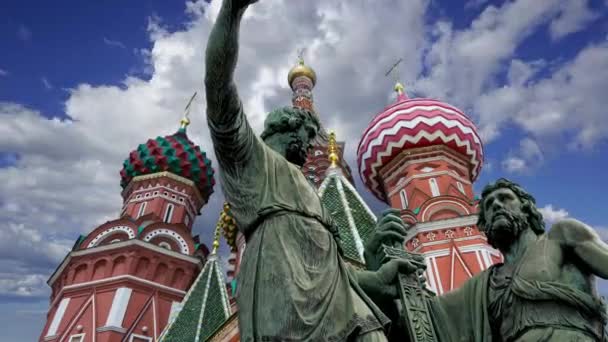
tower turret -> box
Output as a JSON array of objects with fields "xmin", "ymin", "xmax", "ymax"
[
  {"xmin": 288, "ymin": 53, "xmax": 356, "ymax": 188},
  {"xmin": 357, "ymin": 83, "xmax": 501, "ymax": 294},
  {"xmin": 39, "ymin": 96, "xmax": 214, "ymax": 342}
]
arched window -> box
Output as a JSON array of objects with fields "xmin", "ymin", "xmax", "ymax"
[
  {"xmin": 164, "ymin": 204, "xmax": 174, "ymax": 223},
  {"xmin": 399, "ymin": 189, "xmax": 408, "ymax": 209},
  {"xmin": 159, "ymin": 241, "xmax": 172, "ymax": 250},
  {"xmin": 314, "ymin": 150, "xmax": 323, "ymax": 156},
  {"xmin": 457, "ymin": 181, "xmax": 465, "ymax": 194},
  {"xmin": 137, "ymin": 201, "xmax": 147, "ymax": 218},
  {"xmin": 429, "ymin": 178, "xmax": 440, "ymax": 197},
  {"xmin": 110, "ymin": 239, "xmax": 121, "ymax": 244}
]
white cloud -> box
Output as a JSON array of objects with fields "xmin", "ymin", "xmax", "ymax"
[
  {"xmin": 479, "ymin": 43, "xmax": 608, "ymax": 149},
  {"xmin": 502, "ymin": 138, "xmax": 544, "ymax": 173},
  {"xmin": 0, "ymin": 69, "xmax": 7, "ymax": 76},
  {"xmin": 41, "ymin": 77, "xmax": 52, "ymax": 90},
  {"xmin": 538, "ymin": 204, "xmax": 569, "ymax": 225},
  {"xmin": 0, "ymin": 0, "xmax": 605, "ymax": 300},
  {"xmin": 549, "ymin": 0, "xmax": 598, "ymax": 40},
  {"xmin": 103, "ymin": 37, "xmax": 127, "ymax": 49}
]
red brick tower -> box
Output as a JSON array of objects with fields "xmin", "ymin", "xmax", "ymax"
[
  {"xmin": 39, "ymin": 109, "xmax": 215, "ymax": 342},
  {"xmin": 357, "ymin": 83, "xmax": 502, "ymax": 294},
  {"xmin": 288, "ymin": 54, "xmax": 355, "ymax": 187}
]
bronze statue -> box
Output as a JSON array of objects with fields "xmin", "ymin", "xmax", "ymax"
[
  {"xmin": 393, "ymin": 178, "xmax": 608, "ymax": 341},
  {"xmin": 204, "ymin": 0, "xmax": 423, "ymax": 340}
]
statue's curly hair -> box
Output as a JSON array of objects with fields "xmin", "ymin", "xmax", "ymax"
[
  {"xmin": 477, "ymin": 178, "xmax": 545, "ymax": 235},
  {"xmin": 260, "ymin": 106, "xmax": 320, "ymax": 141}
]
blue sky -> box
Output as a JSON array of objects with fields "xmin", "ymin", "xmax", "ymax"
[{"xmin": 1, "ymin": 0, "xmax": 608, "ymax": 341}]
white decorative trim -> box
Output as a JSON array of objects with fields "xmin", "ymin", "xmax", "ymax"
[
  {"xmin": 51, "ymin": 275, "xmax": 186, "ymax": 312},
  {"xmin": 431, "ymin": 256, "xmax": 444, "ymax": 294},
  {"xmin": 213, "ymin": 257, "xmax": 232, "ymax": 318},
  {"xmin": 449, "ymin": 247, "xmax": 472, "ymax": 290},
  {"xmin": 46, "ymin": 297, "xmax": 70, "ymax": 337},
  {"xmin": 425, "ymin": 257, "xmax": 438, "ymax": 294},
  {"xmin": 411, "ymin": 235, "xmax": 486, "ymax": 251},
  {"xmin": 387, "ymin": 170, "xmax": 472, "ymax": 198},
  {"xmin": 137, "ymin": 201, "xmax": 148, "ymax": 218},
  {"xmin": 384, "ymin": 155, "xmax": 469, "ymax": 185},
  {"xmin": 405, "ymin": 215, "xmax": 478, "ymax": 240},
  {"xmin": 421, "ymin": 200, "xmax": 471, "ymax": 222},
  {"xmin": 129, "ymin": 183, "xmax": 197, "ymax": 218},
  {"xmin": 195, "ymin": 259, "xmax": 214, "ymax": 342},
  {"xmin": 105, "ymin": 287, "xmax": 132, "ymax": 328},
  {"xmin": 163, "ymin": 204, "xmax": 175, "ymax": 223},
  {"xmin": 429, "ymin": 178, "xmax": 440, "ymax": 197},
  {"xmin": 68, "ymin": 333, "xmax": 86, "ymax": 342},
  {"xmin": 129, "ymin": 333, "xmax": 153, "ymax": 341},
  {"xmin": 475, "ymin": 251, "xmax": 485, "ymax": 271},
  {"xmin": 87, "ymin": 226, "xmax": 136, "ymax": 248},
  {"xmin": 359, "ymin": 105, "xmax": 484, "ymax": 199},
  {"xmin": 143, "ymin": 229, "xmax": 189, "ymax": 254},
  {"xmin": 49, "ymin": 239, "xmax": 199, "ymax": 286},
  {"xmin": 96, "ymin": 326, "xmax": 127, "ymax": 333}
]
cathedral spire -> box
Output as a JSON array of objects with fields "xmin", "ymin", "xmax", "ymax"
[{"xmin": 179, "ymin": 92, "xmax": 197, "ymax": 132}]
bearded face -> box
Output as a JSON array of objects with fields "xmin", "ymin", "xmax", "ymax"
[
  {"xmin": 482, "ymin": 188, "xmax": 530, "ymax": 251},
  {"xmin": 485, "ymin": 209, "xmax": 528, "ymax": 250},
  {"xmin": 284, "ymin": 133, "xmax": 312, "ymax": 167}
]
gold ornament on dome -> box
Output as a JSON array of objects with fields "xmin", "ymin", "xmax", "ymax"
[{"xmin": 288, "ymin": 53, "xmax": 317, "ymax": 86}]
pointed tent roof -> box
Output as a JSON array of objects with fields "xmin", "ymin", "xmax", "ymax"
[
  {"xmin": 318, "ymin": 131, "xmax": 377, "ymax": 265},
  {"xmin": 160, "ymin": 204, "xmax": 233, "ymax": 342},
  {"xmin": 160, "ymin": 254, "xmax": 231, "ymax": 342}
]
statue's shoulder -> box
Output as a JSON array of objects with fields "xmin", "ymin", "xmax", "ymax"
[{"xmin": 548, "ymin": 218, "xmax": 597, "ymax": 245}]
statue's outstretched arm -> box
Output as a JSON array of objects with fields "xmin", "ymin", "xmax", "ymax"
[
  {"xmin": 204, "ymin": 0, "xmax": 254, "ymax": 124},
  {"xmin": 550, "ymin": 218, "xmax": 608, "ymax": 278}
]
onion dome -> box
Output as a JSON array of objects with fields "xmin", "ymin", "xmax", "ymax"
[
  {"xmin": 357, "ymin": 82, "xmax": 484, "ymax": 203},
  {"xmin": 119, "ymin": 103, "xmax": 215, "ymax": 202},
  {"xmin": 288, "ymin": 56, "xmax": 317, "ymax": 88}
]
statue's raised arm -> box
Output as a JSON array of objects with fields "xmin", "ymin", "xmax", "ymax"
[{"xmin": 204, "ymin": 0, "xmax": 256, "ymax": 125}]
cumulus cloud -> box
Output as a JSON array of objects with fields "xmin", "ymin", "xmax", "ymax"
[
  {"xmin": 538, "ymin": 204, "xmax": 569, "ymax": 225},
  {"xmin": 41, "ymin": 77, "xmax": 53, "ymax": 90},
  {"xmin": 478, "ymin": 43, "xmax": 608, "ymax": 149},
  {"xmin": 549, "ymin": 0, "xmax": 599, "ymax": 40},
  {"xmin": 103, "ymin": 37, "xmax": 127, "ymax": 49},
  {"xmin": 1, "ymin": 0, "xmax": 605, "ymax": 301},
  {"xmin": 502, "ymin": 138, "xmax": 544, "ymax": 173}
]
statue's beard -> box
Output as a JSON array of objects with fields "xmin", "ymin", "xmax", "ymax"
[
  {"xmin": 284, "ymin": 136, "xmax": 309, "ymax": 167},
  {"xmin": 486, "ymin": 210, "xmax": 528, "ymax": 251}
]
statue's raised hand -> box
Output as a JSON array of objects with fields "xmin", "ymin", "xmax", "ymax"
[{"xmin": 365, "ymin": 208, "xmax": 409, "ymax": 271}]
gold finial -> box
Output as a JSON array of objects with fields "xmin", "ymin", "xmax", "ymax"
[
  {"xmin": 297, "ymin": 48, "xmax": 305, "ymax": 65},
  {"xmin": 385, "ymin": 58, "xmax": 407, "ymax": 98},
  {"xmin": 328, "ymin": 130, "xmax": 339, "ymax": 167},
  {"xmin": 394, "ymin": 82, "xmax": 405, "ymax": 95},
  {"xmin": 288, "ymin": 49, "xmax": 317, "ymax": 86},
  {"xmin": 180, "ymin": 92, "xmax": 197, "ymax": 130}
]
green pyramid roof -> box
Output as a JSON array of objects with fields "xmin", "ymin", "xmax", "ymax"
[
  {"xmin": 318, "ymin": 167, "xmax": 377, "ymax": 265},
  {"xmin": 160, "ymin": 255, "xmax": 231, "ymax": 342}
]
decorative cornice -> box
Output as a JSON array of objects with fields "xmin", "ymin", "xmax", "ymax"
[
  {"xmin": 123, "ymin": 171, "xmax": 204, "ymax": 204},
  {"xmin": 405, "ymin": 214, "xmax": 478, "ymax": 240},
  {"xmin": 48, "ymin": 239, "xmax": 200, "ymax": 286}
]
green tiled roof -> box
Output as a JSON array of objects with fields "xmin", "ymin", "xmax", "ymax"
[
  {"xmin": 319, "ymin": 169, "xmax": 377, "ymax": 265},
  {"xmin": 160, "ymin": 255, "xmax": 231, "ymax": 342}
]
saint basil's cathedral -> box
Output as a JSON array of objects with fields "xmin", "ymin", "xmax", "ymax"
[{"xmin": 39, "ymin": 58, "xmax": 499, "ymax": 342}]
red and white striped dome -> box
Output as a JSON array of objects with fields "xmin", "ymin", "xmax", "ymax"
[{"xmin": 357, "ymin": 90, "xmax": 484, "ymax": 203}]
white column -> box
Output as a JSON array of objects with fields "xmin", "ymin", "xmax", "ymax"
[
  {"xmin": 105, "ymin": 287, "xmax": 132, "ymax": 328},
  {"xmin": 46, "ymin": 297, "xmax": 71, "ymax": 337}
]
